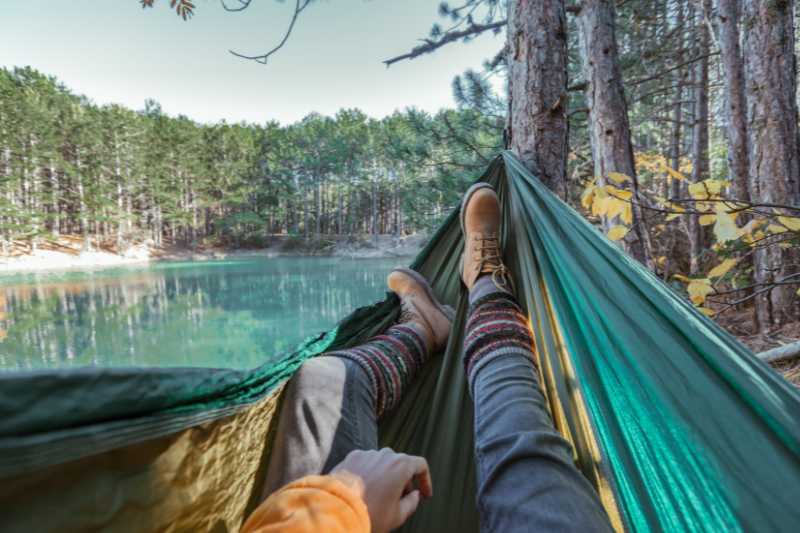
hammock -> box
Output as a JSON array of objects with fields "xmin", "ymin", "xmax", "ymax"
[{"xmin": 1, "ymin": 152, "xmax": 798, "ymax": 532}]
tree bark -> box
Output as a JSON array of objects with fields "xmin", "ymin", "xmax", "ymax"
[
  {"xmin": 687, "ymin": 3, "xmax": 710, "ymax": 276},
  {"xmin": 506, "ymin": 0, "xmax": 569, "ymax": 197},
  {"xmin": 75, "ymin": 150, "xmax": 92, "ymax": 251},
  {"xmin": 669, "ymin": 0, "xmax": 686, "ymax": 200},
  {"xmin": 743, "ymin": 0, "xmax": 800, "ymax": 327},
  {"xmin": 715, "ymin": 0, "xmax": 750, "ymax": 202},
  {"xmin": 577, "ymin": 0, "xmax": 652, "ymax": 266}
]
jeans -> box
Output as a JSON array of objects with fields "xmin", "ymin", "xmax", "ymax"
[{"xmin": 263, "ymin": 341, "xmax": 612, "ymax": 533}]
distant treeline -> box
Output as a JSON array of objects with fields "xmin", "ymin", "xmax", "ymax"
[{"xmin": 0, "ymin": 67, "xmax": 500, "ymax": 250}]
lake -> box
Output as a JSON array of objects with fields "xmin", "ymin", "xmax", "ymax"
[{"xmin": 0, "ymin": 257, "xmax": 408, "ymax": 371}]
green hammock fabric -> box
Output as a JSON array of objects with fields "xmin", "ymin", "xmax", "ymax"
[{"xmin": 1, "ymin": 151, "xmax": 799, "ymax": 532}]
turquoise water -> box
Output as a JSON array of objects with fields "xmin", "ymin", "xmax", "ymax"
[{"xmin": 0, "ymin": 257, "xmax": 407, "ymax": 371}]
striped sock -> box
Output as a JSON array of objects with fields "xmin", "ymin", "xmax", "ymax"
[
  {"xmin": 326, "ymin": 324, "xmax": 429, "ymax": 419},
  {"xmin": 464, "ymin": 280, "xmax": 535, "ymax": 384}
]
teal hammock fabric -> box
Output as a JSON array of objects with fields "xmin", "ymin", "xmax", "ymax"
[{"xmin": 1, "ymin": 151, "xmax": 799, "ymax": 532}]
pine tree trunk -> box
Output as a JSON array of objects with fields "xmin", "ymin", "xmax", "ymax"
[
  {"xmin": 303, "ymin": 184, "xmax": 309, "ymax": 239},
  {"xmin": 506, "ymin": 0, "xmax": 569, "ymax": 197},
  {"xmin": 29, "ymin": 137, "xmax": 40, "ymax": 252},
  {"xmin": 715, "ymin": 0, "xmax": 750, "ymax": 202},
  {"xmin": 669, "ymin": 0, "xmax": 686, "ymax": 200},
  {"xmin": 1, "ymin": 143, "xmax": 10, "ymax": 253},
  {"xmin": 577, "ymin": 0, "xmax": 652, "ymax": 267},
  {"xmin": 75, "ymin": 150, "xmax": 92, "ymax": 251},
  {"xmin": 49, "ymin": 160, "xmax": 60, "ymax": 236},
  {"xmin": 687, "ymin": 5, "xmax": 710, "ymax": 276},
  {"xmin": 338, "ymin": 188, "xmax": 344, "ymax": 235},
  {"xmin": 315, "ymin": 180, "xmax": 322, "ymax": 236},
  {"xmin": 371, "ymin": 177, "xmax": 379, "ymax": 242},
  {"xmin": 743, "ymin": 0, "xmax": 800, "ymax": 328},
  {"xmin": 114, "ymin": 138, "xmax": 126, "ymax": 251}
]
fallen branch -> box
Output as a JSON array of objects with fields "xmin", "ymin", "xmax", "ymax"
[{"xmin": 758, "ymin": 341, "xmax": 800, "ymax": 364}]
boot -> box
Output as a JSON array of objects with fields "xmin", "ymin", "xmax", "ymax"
[
  {"xmin": 387, "ymin": 268, "xmax": 454, "ymax": 351},
  {"xmin": 460, "ymin": 183, "xmax": 510, "ymax": 291}
]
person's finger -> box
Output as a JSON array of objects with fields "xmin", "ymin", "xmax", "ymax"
[
  {"xmin": 397, "ymin": 489, "xmax": 421, "ymax": 525},
  {"xmin": 403, "ymin": 456, "xmax": 432, "ymax": 498}
]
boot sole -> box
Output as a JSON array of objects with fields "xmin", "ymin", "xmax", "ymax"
[{"xmin": 390, "ymin": 267, "xmax": 456, "ymax": 322}]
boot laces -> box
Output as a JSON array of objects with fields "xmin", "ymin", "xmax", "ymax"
[
  {"xmin": 398, "ymin": 300, "xmax": 420, "ymax": 324},
  {"xmin": 474, "ymin": 234, "xmax": 509, "ymax": 288}
]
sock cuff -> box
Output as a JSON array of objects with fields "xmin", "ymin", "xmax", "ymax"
[
  {"xmin": 463, "ymin": 292, "xmax": 535, "ymax": 380},
  {"xmin": 468, "ymin": 275, "xmax": 513, "ymax": 305},
  {"xmin": 326, "ymin": 322, "xmax": 430, "ymax": 419},
  {"xmin": 468, "ymin": 290, "xmax": 523, "ymax": 316}
]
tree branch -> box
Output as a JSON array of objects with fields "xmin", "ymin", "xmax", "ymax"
[
  {"xmin": 758, "ymin": 341, "xmax": 800, "ymax": 363},
  {"xmin": 384, "ymin": 20, "xmax": 507, "ymax": 67},
  {"xmin": 228, "ymin": 0, "xmax": 312, "ymax": 65},
  {"xmin": 220, "ymin": 0, "xmax": 253, "ymax": 12}
]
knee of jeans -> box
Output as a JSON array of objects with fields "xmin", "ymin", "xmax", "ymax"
[
  {"xmin": 290, "ymin": 356, "xmax": 355, "ymax": 397},
  {"xmin": 293, "ymin": 356, "xmax": 344, "ymax": 384}
]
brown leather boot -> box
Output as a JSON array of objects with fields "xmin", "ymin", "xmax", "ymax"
[
  {"xmin": 387, "ymin": 268, "xmax": 454, "ymax": 351},
  {"xmin": 460, "ymin": 183, "xmax": 510, "ymax": 291}
]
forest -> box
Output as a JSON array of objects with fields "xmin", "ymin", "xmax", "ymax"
[
  {"xmin": 3, "ymin": 0, "xmax": 800, "ymax": 336},
  {"xmin": 0, "ymin": 66, "xmax": 498, "ymax": 249}
]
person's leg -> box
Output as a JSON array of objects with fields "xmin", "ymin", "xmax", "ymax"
[
  {"xmin": 460, "ymin": 184, "xmax": 613, "ymax": 532},
  {"xmin": 465, "ymin": 280, "xmax": 613, "ymax": 532},
  {"xmin": 262, "ymin": 268, "xmax": 452, "ymax": 496},
  {"xmin": 261, "ymin": 355, "xmax": 377, "ymax": 495}
]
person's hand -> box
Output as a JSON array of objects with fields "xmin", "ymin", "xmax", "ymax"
[{"xmin": 330, "ymin": 448, "xmax": 433, "ymax": 533}]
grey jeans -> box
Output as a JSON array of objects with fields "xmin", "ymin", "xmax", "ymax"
[{"xmin": 263, "ymin": 354, "xmax": 612, "ymax": 532}]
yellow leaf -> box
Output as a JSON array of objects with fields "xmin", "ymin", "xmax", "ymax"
[
  {"xmin": 606, "ymin": 198, "xmax": 628, "ymax": 220},
  {"xmin": 657, "ymin": 256, "xmax": 667, "ymax": 266},
  {"xmin": 706, "ymin": 180, "xmax": 724, "ymax": 195},
  {"xmin": 666, "ymin": 212, "xmax": 682, "ymax": 222},
  {"xmin": 688, "ymin": 179, "xmax": 724, "ymax": 199},
  {"xmin": 687, "ymin": 278, "xmax": 713, "ymax": 305},
  {"xmin": 592, "ymin": 195, "xmax": 612, "ymax": 217},
  {"xmin": 606, "ymin": 172, "xmax": 630, "ymax": 184},
  {"xmin": 581, "ymin": 186, "xmax": 595, "ymax": 210},
  {"xmin": 663, "ymin": 164, "xmax": 687, "ymax": 182},
  {"xmin": 796, "ymin": 287, "xmax": 800, "ymax": 296},
  {"xmin": 750, "ymin": 230, "xmax": 766, "ymax": 243},
  {"xmin": 697, "ymin": 307, "xmax": 715, "ymax": 317},
  {"xmin": 777, "ymin": 215, "xmax": 800, "ymax": 231},
  {"xmin": 713, "ymin": 205, "xmax": 739, "ymax": 242},
  {"xmin": 767, "ymin": 224, "xmax": 787, "ymax": 234},
  {"xmin": 708, "ymin": 258, "xmax": 738, "ymax": 279},
  {"xmin": 699, "ymin": 214, "xmax": 716, "ymax": 226},
  {"xmin": 739, "ymin": 218, "xmax": 765, "ymax": 237},
  {"xmin": 605, "ymin": 186, "xmax": 633, "ymax": 200},
  {"xmin": 673, "ymin": 274, "xmax": 691, "ymax": 282},
  {"xmin": 621, "ymin": 204, "xmax": 633, "ymax": 225},
  {"xmin": 688, "ymin": 182, "xmax": 706, "ymax": 199},
  {"xmin": 607, "ymin": 225, "xmax": 629, "ymax": 241}
]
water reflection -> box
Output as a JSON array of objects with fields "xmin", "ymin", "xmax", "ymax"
[{"xmin": 0, "ymin": 257, "xmax": 404, "ymax": 370}]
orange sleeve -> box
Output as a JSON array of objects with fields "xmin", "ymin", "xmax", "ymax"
[{"xmin": 240, "ymin": 475, "xmax": 370, "ymax": 533}]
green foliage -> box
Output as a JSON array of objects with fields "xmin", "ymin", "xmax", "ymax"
[{"xmin": 0, "ymin": 67, "xmax": 500, "ymax": 249}]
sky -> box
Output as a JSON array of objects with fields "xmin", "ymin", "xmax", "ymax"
[{"xmin": 0, "ymin": 0, "xmax": 504, "ymax": 125}]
